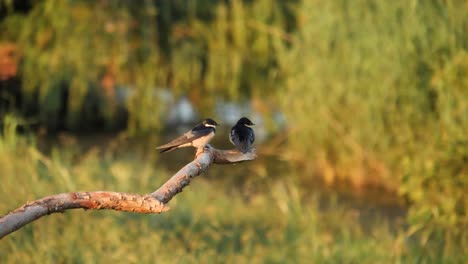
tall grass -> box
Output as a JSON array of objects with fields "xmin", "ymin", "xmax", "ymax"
[
  {"xmin": 0, "ymin": 120, "xmax": 464, "ymax": 263},
  {"xmin": 278, "ymin": 0, "xmax": 467, "ymax": 254}
]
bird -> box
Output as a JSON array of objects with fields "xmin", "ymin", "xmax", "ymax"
[
  {"xmin": 229, "ymin": 117, "xmax": 255, "ymax": 153},
  {"xmin": 156, "ymin": 118, "xmax": 219, "ymax": 153}
]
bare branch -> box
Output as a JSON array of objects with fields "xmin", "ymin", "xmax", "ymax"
[
  {"xmin": 151, "ymin": 145, "xmax": 256, "ymax": 203},
  {"xmin": 211, "ymin": 148, "xmax": 257, "ymax": 164},
  {"xmin": 0, "ymin": 192, "xmax": 168, "ymax": 238},
  {"xmin": 0, "ymin": 145, "xmax": 256, "ymax": 239}
]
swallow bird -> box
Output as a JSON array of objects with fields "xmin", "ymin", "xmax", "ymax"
[
  {"xmin": 230, "ymin": 117, "xmax": 255, "ymax": 153},
  {"xmin": 157, "ymin": 118, "xmax": 219, "ymax": 153}
]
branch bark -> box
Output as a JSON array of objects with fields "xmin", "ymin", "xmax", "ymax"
[
  {"xmin": 151, "ymin": 146, "xmax": 256, "ymax": 203},
  {"xmin": 0, "ymin": 145, "xmax": 256, "ymax": 239}
]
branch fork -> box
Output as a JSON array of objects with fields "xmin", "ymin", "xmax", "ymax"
[{"xmin": 0, "ymin": 145, "xmax": 256, "ymax": 239}]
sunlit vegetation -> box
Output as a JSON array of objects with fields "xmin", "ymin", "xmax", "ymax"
[
  {"xmin": 0, "ymin": 124, "xmax": 462, "ymax": 263},
  {"xmin": 1, "ymin": 0, "xmax": 467, "ymax": 262},
  {"xmin": 277, "ymin": 1, "xmax": 468, "ymax": 256},
  {"xmin": 1, "ymin": 0, "xmax": 294, "ymax": 131}
]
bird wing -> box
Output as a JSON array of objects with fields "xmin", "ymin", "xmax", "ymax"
[
  {"xmin": 249, "ymin": 128, "xmax": 255, "ymax": 144},
  {"xmin": 229, "ymin": 129, "xmax": 235, "ymax": 144},
  {"xmin": 156, "ymin": 128, "xmax": 209, "ymax": 150},
  {"xmin": 242, "ymin": 128, "xmax": 255, "ymax": 151}
]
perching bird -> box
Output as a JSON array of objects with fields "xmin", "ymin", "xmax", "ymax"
[
  {"xmin": 229, "ymin": 117, "xmax": 255, "ymax": 153},
  {"xmin": 156, "ymin": 118, "xmax": 219, "ymax": 153}
]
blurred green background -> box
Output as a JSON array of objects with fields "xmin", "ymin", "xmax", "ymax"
[{"xmin": 0, "ymin": 0, "xmax": 467, "ymax": 263}]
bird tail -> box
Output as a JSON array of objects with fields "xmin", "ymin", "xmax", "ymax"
[{"xmin": 157, "ymin": 146, "xmax": 177, "ymax": 153}]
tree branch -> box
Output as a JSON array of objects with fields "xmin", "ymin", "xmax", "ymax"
[
  {"xmin": 151, "ymin": 146, "xmax": 256, "ymax": 203},
  {"xmin": 0, "ymin": 145, "xmax": 256, "ymax": 239}
]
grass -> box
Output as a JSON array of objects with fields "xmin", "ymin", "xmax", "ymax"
[
  {"xmin": 0, "ymin": 129, "xmax": 465, "ymax": 263},
  {"xmin": 277, "ymin": 1, "xmax": 468, "ymax": 255}
]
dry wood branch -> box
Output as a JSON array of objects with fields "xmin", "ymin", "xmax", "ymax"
[
  {"xmin": 151, "ymin": 145, "xmax": 256, "ymax": 203},
  {"xmin": 0, "ymin": 192, "xmax": 168, "ymax": 238},
  {"xmin": 211, "ymin": 148, "xmax": 257, "ymax": 164},
  {"xmin": 0, "ymin": 145, "xmax": 256, "ymax": 239}
]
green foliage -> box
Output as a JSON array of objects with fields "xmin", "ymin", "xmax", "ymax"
[
  {"xmin": 1, "ymin": 0, "xmax": 467, "ymax": 260},
  {"xmin": 1, "ymin": 0, "xmax": 165, "ymax": 131},
  {"xmin": 278, "ymin": 0, "xmax": 468, "ymax": 254},
  {"xmin": 1, "ymin": 132, "xmax": 464, "ymax": 263},
  {"xmin": 0, "ymin": 0, "xmax": 293, "ymax": 129},
  {"xmin": 0, "ymin": 115, "xmax": 19, "ymax": 150},
  {"xmin": 0, "ymin": 116, "xmax": 466, "ymax": 262}
]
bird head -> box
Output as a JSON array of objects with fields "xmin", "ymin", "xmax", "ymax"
[
  {"xmin": 203, "ymin": 118, "xmax": 219, "ymax": 128},
  {"xmin": 237, "ymin": 117, "xmax": 255, "ymax": 127}
]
